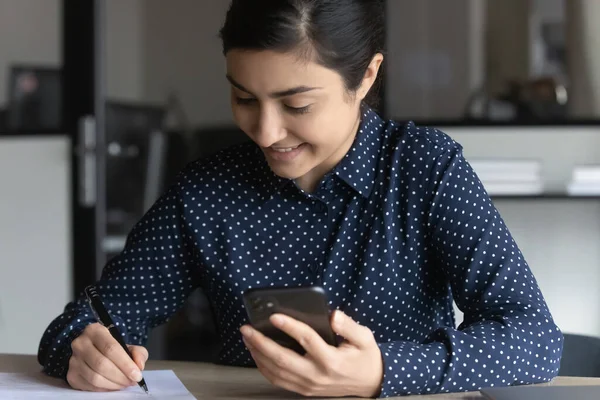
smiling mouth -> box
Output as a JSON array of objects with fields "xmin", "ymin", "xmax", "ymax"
[{"xmin": 270, "ymin": 144, "xmax": 304, "ymax": 153}]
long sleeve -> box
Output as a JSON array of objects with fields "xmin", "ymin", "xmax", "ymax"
[
  {"xmin": 38, "ymin": 180, "xmax": 202, "ymax": 379},
  {"xmin": 377, "ymin": 139, "xmax": 563, "ymax": 397}
]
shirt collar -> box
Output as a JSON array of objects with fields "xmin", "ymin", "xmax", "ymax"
[
  {"xmin": 256, "ymin": 107, "xmax": 386, "ymax": 203},
  {"xmin": 254, "ymin": 146, "xmax": 292, "ymax": 203},
  {"xmin": 333, "ymin": 107, "xmax": 385, "ymax": 198}
]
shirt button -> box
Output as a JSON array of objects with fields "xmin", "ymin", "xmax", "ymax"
[{"xmin": 314, "ymin": 202, "xmax": 326, "ymax": 213}]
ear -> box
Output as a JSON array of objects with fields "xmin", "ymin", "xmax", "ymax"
[{"xmin": 357, "ymin": 53, "xmax": 384, "ymax": 101}]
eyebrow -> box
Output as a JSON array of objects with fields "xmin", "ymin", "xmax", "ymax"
[{"xmin": 226, "ymin": 75, "xmax": 321, "ymax": 98}]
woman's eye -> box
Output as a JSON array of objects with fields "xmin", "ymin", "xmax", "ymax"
[
  {"xmin": 235, "ymin": 97, "xmax": 310, "ymax": 115},
  {"xmin": 236, "ymin": 97, "xmax": 257, "ymax": 105},
  {"xmin": 285, "ymin": 104, "xmax": 311, "ymax": 115}
]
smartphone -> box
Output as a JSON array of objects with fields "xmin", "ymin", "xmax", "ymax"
[{"xmin": 242, "ymin": 285, "xmax": 338, "ymax": 354}]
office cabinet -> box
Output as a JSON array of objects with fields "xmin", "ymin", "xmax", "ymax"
[{"xmin": 0, "ymin": 136, "xmax": 71, "ymax": 354}]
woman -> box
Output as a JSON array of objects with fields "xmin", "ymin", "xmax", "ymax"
[{"xmin": 38, "ymin": 0, "xmax": 563, "ymax": 397}]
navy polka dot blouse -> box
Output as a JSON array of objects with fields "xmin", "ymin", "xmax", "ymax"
[{"xmin": 38, "ymin": 108, "xmax": 563, "ymax": 397}]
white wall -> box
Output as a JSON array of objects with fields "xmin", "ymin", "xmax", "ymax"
[
  {"xmin": 0, "ymin": 0, "xmax": 61, "ymax": 108},
  {"xmin": 142, "ymin": 0, "xmax": 233, "ymax": 126},
  {"xmin": 484, "ymin": 0, "xmax": 530, "ymax": 94},
  {"xmin": 532, "ymin": 0, "xmax": 564, "ymax": 21},
  {"xmin": 386, "ymin": 0, "xmax": 483, "ymax": 120},
  {"xmin": 105, "ymin": 0, "xmax": 145, "ymax": 102}
]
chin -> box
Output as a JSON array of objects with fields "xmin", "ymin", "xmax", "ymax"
[
  {"xmin": 266, "ymin": 162, "xmax": 308, "ymax": 180},
  {"xmin": 268, "ymin": 167, "xmax": 302, "ymax": 180}
]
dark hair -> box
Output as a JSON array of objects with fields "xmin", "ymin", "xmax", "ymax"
[{"xmin": 219, "ymin": 0, "xmax": 385, "ymax": 108}]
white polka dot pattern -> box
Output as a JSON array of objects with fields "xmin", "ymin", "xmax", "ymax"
[{"xmin": 38, "ymin": 108, "xmax": 562, "ymax": 397}]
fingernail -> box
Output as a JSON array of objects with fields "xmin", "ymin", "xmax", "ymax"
[
  {"xmin": 241, "ymin": 325, "xmax": 253, "ymax": 338},
  {"xmin": 130, "ymin": 369, "xmax": 142, "ymax": 382},
  {"xmin": 270, "ymin": 314, "xmax": 284, "ymax": 326}
]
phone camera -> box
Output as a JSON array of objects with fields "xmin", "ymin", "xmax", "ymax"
[{"xmin": 251, "ymin": 297, "xmax": 262, "ymax": 306}]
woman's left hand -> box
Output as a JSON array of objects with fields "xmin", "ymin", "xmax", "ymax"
[{"xmin": 240, "ymin": 310, "xmax": 384, "ymax": 398}]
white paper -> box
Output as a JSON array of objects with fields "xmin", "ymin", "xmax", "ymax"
[{"xmin": 0, "ymin": 370, "xmax": 196, "ymax": 400}]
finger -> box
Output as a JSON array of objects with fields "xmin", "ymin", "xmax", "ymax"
[
  {"xmin": 247, "ymin": 344, "xmax": 308, "ymax": 388},
  {"xmin": 67, "ymin": 369, "xmax": 112, "ymax": 392},
  {"xmin": 268, "ymin": 314, "xmax": 334, "ymax": 363},
  {"xmin": 72, "ymin": 355, "xmax": 131, "ymax": 391},
  {"xmin": 241, "ymin": 325, "xmax": 313, "ymax": 373},
  {"xmin": 83, "ymin": 344, "xmax": 138, "ymax": 388},
  {"xmin": 128, "ymin": 345, "xmax": 149, "ymax": 370},
  {"xmin": 330, "ymin": 310, "xmax": 373, "ymax": 349},
  {"xmin": 90, "ymin": 327, "xmax": 143, "ymax": 383},
  {"xmin": 72, "ymin": 332, "xmax": 135, "ymax": 387},
  {"xmin": 251, "ymin": 349, "xmax": 308, "ymax": 395}
]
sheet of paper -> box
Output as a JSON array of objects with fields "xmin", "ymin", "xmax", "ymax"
[{"xmin": 0, "ymin": 370, "xmax": 197, "ymax": 399}]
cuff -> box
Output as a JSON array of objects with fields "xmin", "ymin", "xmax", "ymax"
[{"xmin": 376, "ymin": 341, "xmax": 447, "ymax": 397}]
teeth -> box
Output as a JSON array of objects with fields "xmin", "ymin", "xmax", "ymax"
[{"xmin": 272, "ymin": 145, "xmax": 301, "ymax": 153}]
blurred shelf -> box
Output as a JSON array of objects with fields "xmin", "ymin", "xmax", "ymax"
[
  {"xmin": 0, "ymin": 129, "xmax": 67, "ymax": 137},
  {"xmin": 410, "ymin": 118, "xmax": 600, "ymax": 127},
  {"xmin": 102, "ymin": 235, "xmax": 127, "ymax": 254},
  {"xmin": 491, "ymin": 193, "xmax": 600, "ymax": 200}
]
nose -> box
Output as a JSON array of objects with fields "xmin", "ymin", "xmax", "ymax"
[{"xmin": 252, "ymin": 105, "xmax": 286, "ymax": 148}]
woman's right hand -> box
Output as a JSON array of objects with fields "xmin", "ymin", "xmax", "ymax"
[{"xmin": 66, "ymin": 323, "xmax": 148, "ymax": 392}]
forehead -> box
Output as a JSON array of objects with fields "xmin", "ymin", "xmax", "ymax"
[{"xmin": 226, "ymin": 49, "xmax": 341, "ymax": 91}]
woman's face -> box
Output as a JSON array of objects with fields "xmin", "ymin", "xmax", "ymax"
[{"xmin": 226, "ymin": 49, "xmax": 381, "ymax": 192}]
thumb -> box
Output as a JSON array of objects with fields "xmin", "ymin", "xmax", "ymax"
[
  {"xmin": 331, "ymin": 310, "xmax": 373, "ymax": 349},
  {"xmin": 128, "ymin": 345, "xmax": 149, "ymax": 371}
]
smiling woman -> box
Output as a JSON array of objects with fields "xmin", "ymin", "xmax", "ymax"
[
  {"xmin": 225, "ymin": 49, "xmax": 382, "ymax": 192},
  {"xmin": 38, "ymin": 0, "xmax": 563, "ymax": 398}
]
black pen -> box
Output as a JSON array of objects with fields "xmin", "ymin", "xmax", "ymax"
[{"xmin": 84, "ymin": 285, "xmax": 149, "ymax": 394}]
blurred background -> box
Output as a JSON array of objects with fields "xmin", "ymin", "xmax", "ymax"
[{"xmin": 1, "ymin": 0, "xmax": 600, "ymax": 370}]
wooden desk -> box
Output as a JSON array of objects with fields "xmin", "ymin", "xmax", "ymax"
[{"xmin": 2, "ymin": 354, "xmax": 600, "ymax": 399}]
